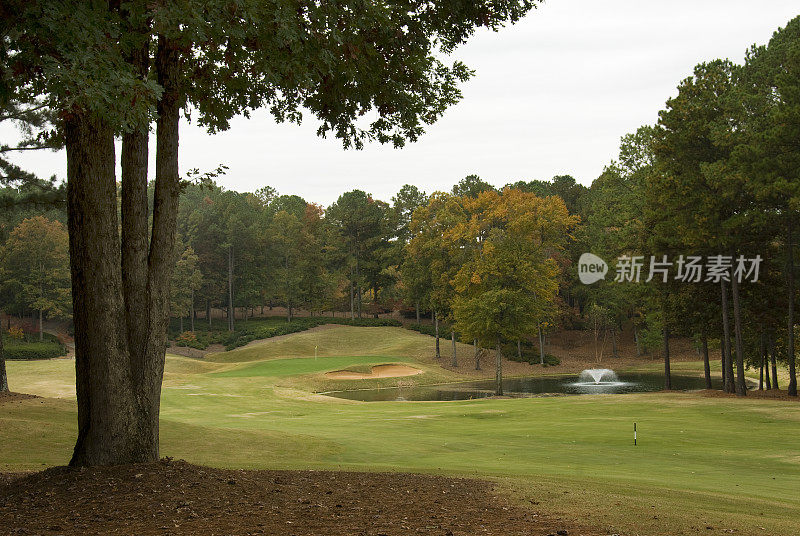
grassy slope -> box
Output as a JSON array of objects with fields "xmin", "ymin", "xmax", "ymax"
[{"xmin": 3, "ymin": 325, "xmax": 800, "ymax": 536}]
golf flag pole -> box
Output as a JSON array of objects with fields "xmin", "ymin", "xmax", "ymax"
[{"xmin": 634, "ymin": 422, "xmax": 637, "ymax": 446}]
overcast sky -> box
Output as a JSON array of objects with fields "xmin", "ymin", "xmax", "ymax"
[{"xmin": 3, "ymin": 1, "xmax": 798, "ymax": 206}]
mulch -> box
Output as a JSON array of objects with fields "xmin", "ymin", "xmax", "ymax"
[{"xmin": 0, "ymin": 459, "xmax": 600, "ymax": 536}]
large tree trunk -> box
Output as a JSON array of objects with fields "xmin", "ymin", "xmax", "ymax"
[
  {"xmin": 495, "ymin": 340, "xmax": 503, "ymax": 396},
  {"xmin": 0, "ymin": 322, "xmax": 8, "ymax": 393},
  {"xmin": 720, "ymin": 280, "xmax": 735, "ymax": 393},
  {"xmin": 663, "ymin": 324, "xmax": 671, "ymax": 390},
  {"xmin": 730, "ymin": 267, "xmax": 747, "ymax": 396},
  {"xmin": 701, "ymin": 329, "xmax": 711, "ymax": 389},
  {"xmin": 415, "ymin": 300, "xmax": 420, "ymax": 324},
  {"xmin": 137, "ymin": 34, "xmax": 183, "ymax": 462},
  {"xmin": 190, "ymin": 290, "xmax": 195, "ymax": 332},
  {"xmin": 68, "ymin": 34, "xmax": 182, "ymax": 467},
  {"xmin": 38, "ymin": 308, "xmax": 43, "ymax": 342},
  {"xmin": 787, "ymin": 219, "xmax": 797, "ymax": 396},
  {"xmin": 67, "ymin": 113, "xmax": 140, "ymax": 466},
  {"xmin": 474, "ymin": 339, "xmax": 481, "ymax": 370}
]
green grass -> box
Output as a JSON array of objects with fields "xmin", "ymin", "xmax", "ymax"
[
  {"xmin": 213, "ymin": 355, "xmax": 400, "ymax": 378},
  {"xmin": 3, "ymin": 325, "xmax": 800, "ymax": 535}
]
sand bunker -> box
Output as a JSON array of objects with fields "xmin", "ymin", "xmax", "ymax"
[{"xmin": 325, "ymin": 364, "xmax": 423, "ymax": 380}]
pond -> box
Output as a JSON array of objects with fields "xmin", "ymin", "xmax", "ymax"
[{"xmin": 320, "ymin": 371, "xmax": 725, "ymax": 402}]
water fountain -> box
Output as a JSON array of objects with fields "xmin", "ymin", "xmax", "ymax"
[{"xmin": 578, "ymin": 368, "xmax": 619, "ymax": 385}]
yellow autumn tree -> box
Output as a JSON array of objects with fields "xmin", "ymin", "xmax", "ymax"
[{"xmin": 451, "ymin": 189, "xmax": 576, "ymax": 394}]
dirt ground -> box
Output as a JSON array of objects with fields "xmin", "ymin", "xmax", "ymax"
[{"xmin": 0, "ymin": 459, "xmax": 600, "ymax": 536}]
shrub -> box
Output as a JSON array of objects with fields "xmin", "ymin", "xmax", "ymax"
[
  {"xmin": 7, "ymin": 326, "xmax": 24, "ymax": 340},
  {"xmin": 3, "ymin": 339, "xmax": 67, "ymax": 360},
  {"xmin": 541, "ymin": 353, "xmax": 560, "ymax": 367}
]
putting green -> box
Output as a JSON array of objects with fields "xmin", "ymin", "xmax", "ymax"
[{"xmin": 3, "ymin": 325, "xmax": 800, "ymax": 536}]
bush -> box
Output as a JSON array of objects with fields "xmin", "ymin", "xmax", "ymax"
[
  {"xmin": 3, "ymin": 338, "xmax": 67, "ymax": 360},
  {"xmin": 541, "ymin": 353, "xmax": 560, "ymax": 367},
  {"xmin": 7, "ymin": 326, "xmax": 24, "ymax": 340},
  {"xmin": 406, "ymin": 322, "xmax": 456, "ymax": 339},
  {"xmin": 174, "ymin": 331, "xmax": 210, "ymax": 350}
]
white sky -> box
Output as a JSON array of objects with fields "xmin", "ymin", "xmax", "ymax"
[{"xmin": 3, "ymin": 1, "xmax": 798, "ymax": 206}]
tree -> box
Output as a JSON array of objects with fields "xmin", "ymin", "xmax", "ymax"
[
  {"xmin": 327, "ymin": 190, "xmax": 393, "ymax": 319},
  {"xmin": 452, "ymin": 174, "xmax": 496, "ymax": 198},
  {"xmin": 269, "ymin": 210, "xmax": 304, "ymax": 321},
  {"xmin": 649, "ymin": 60, "xmax": 744, "ymax": 394},
  {"xmin": 392, "ymin": 185, "xmax": 428, "ymax": 244},
  {"xmin": 169, "ymin": 241, "xmax": 202, "ymax": 332},
  {"xmin": 4, "ymin": 0, "xmax": 542, "ymax": 465},
  {"xmin": 452, "ymin": 189, "xmax": 575, "ymax": 394},
  {"xmin": 0, "ymin": 216, "xmax": 70, "ymax": 340},
  {"xmin": 733, "ymin": 16, "xmax": 800, "ymax": 395}
]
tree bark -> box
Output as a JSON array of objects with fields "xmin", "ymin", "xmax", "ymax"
[
  {"xmin": 517, "ymin": 340, "xmax": 522, "ymax": 360},
  {"xmin": 759, "ymin": 331, "xmax": 765, "ymax": 390},
  {"xmin": 663, "ymin": 324, "xmax": 671, "ymax": 390},
  {"xmin": 136, "ymin": 34, "xmax": 183, "ymax": 463},
  {"xmin": 474, "ymin": 339, "xmax": 481, "ymax": 370},
  {"xmin": 538, "ymin": 324, "xmax": 545, "ymax": 364},
  {"xmin": 730, "ymin": 266, "xmax": 747, "ymax": 396},
  {"xmin": 434, "ymin": 312, "xmax": 440, "ymax": 358},
  {"xmin": 701, "ymin": 329, "xmax": 711, "ymax": 390},
  {"xmin": 611, "ymin": 326, "xmax": 618, "ymax": 358},
  {"xmin": 38, "ymin": 308, "xmax": 43, "ymax": 341},
  {"xmin": 355, "ymin": 255, "xmax": 362, "ymax": 319},
  {"xmin": 190, "ymin": 290, "xmax": 195, "ymax": 332},
  {"xmin": 67, "ymin": 113, "xmax": 140, "ymax": 466},
  {"xmin": 415, "ymin": 300, "xmax": 420, "ymax": 325},
  {"xmin": 787, "ymin": 219, "xmax": 797, "ymax": 396},
  {"xmin": 495, "ymin": 340, "xmax": 503, "ymax": 396},
  {"xmin": 770, "ymin": 334, "xmax": 778, "ymax": 390},
  {"xmin": 634, "ymin": 327, "xmax": 641, "ymax": 357},
  {"xmin": 451, "ymin": 331, "xmax": 457, "ymax": 367},
  {"xmin": 765, "ymin": 333, "xmax": 772, "ymax": 390},
  {"xmin": 349, "ymin": 279, "xmax": 354, "ymax": 320},
  {"xmin": 720, "ymin": 279, "xmax": 735, "ymax": 393},
  {"xmin": 720, "ymin": 342, "xmax": 725, "ymax": 388}
]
